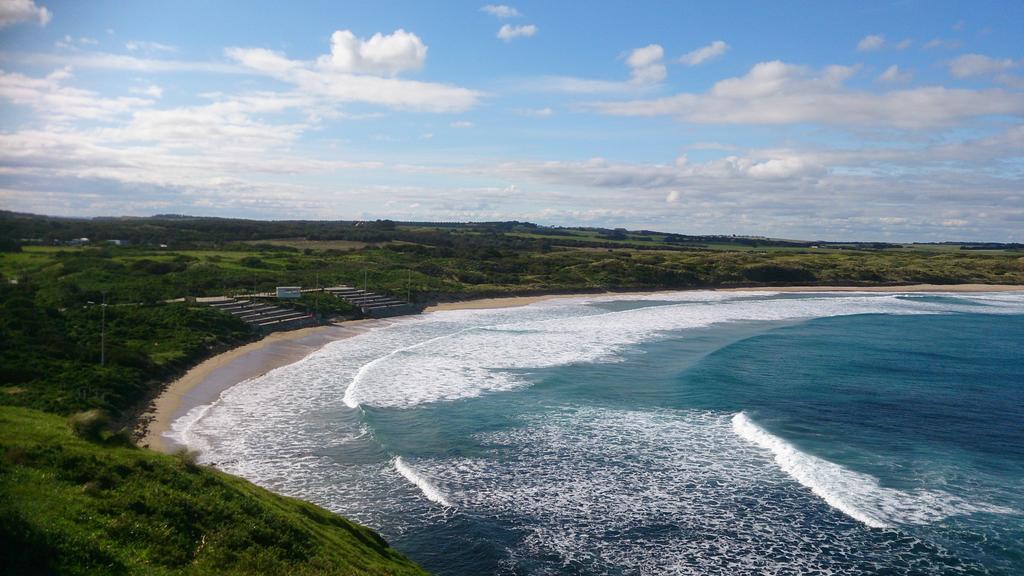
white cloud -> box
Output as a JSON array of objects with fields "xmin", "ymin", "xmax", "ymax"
[
  {"xmin": 2, "ymin": 50, "xmax": 242, "ymax": 74},
  {"xmin": 895, "ymin": 38, "xmax": 912, "ymax": 50},
  {"xmin": 924, "ymin": 38, "xmax": 963, "ymax": 50},
  {"xmin": 679, "ymin": 40, "xmax": 729, "ymax": 66},
  {"xmin": 494, "ymin": 152, "xmax": 827, "ymax": 190},
  {"xmin": 125, "ymin": 40, "xmax": 177, "ymax": 53},
  {"xmin": 227, "ymin": 47, "xmax": 300, "ymax": 75},
  {"xmin": 589, "ymin": 60, "xmax": 1024, "ymax": 128},
  {"xmin": 627, "ymin": 44, "xmax": 666, "ymax": 85},
  {"xmin": 996, "ymin": 74, "xmax": 1024, "ymax": 89},
  {"xmin": 498, "ymin": 24, "xmax": 537, "ymax": 42},
  {"xmin": 102, "ymin": 98, "xmax": 308, "ymax": 150},
  {"xmin": 1, "ymin": 121, "xmax": 1022, "ymax": 240},
  {"xmin": 516, "ymin": 107, "xmax": 553, "ymax": 117},
  {"xmin": 688, "ymin": 141, "xmax": 737, "ymax": 151},
  {"xmin": 0, "ymin": 67, "xmax": 154, "ymax": 120},
  {"xmin": 451, "ymin": 120, "xmax": 474, "ymax": 128},
  {"xmin": 226, "ymin": 42, "xmax": 481, "ymax": 112},
  {"xmin": 878, "ymin": 64, "xmax": 912, "ymax": 83},
  {"xmin": 947, "ymin": 53, "xmax": 1017, "ymax": 78},
  {"xmin": 516, "ymin": 76, "xmax": 647, "ymax": 94},
  {"xmin": 481, "ymin": 4, "xmax": 520, "ymax": 18},
  {"xmin": 0, "ymin": 0, "xmax": 51, "ymax": 28},
  {"xmin": 55, "ymin": 35, "xmax": 98, "ymax": 50},
  {"xmin": 857, "ymin": 34, "xmax": 885, "ymax": 52},
  {"xmin": 130, "ymin": 84, "xmax": 163, "ymax": 98},
  {"xmin": 317, "ymin": 29, "xmax": 427, "ymax": 76}
]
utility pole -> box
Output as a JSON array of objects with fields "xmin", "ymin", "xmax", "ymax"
[
  {"xmin": 406, "ymin": 269, "xmax": 411, "ymax": 302},
  {"xmin": 100, "ymin": 292, "xmax": 106, "ymax": 366},
  {"xmin": 363, "ymin": 269, "xmax": 368, "ymax": 292}
]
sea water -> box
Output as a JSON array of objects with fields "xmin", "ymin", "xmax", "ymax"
[{"xmin": 170, "ymin": 291, "xmax": 1024, "ymax": 575}]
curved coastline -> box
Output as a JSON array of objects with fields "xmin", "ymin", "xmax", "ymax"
[
  {"xmin": 140, "ymin": 320, "xmax": 385, "ymax": 453},
  {"xmin": 143, "ymin": 283, "xmax": 1023, "ymax": 454}
]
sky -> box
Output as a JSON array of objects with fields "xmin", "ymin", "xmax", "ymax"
[{"xmin": 0, "ymin": 0, "xmax": 1022, "ymax": 241}]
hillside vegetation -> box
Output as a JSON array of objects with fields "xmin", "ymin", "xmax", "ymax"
[
  {"xmin": 0, "ymin": 406, "xmax": 428, "ymax": 576},
  {"xmin": 1, "ymin": 213, "xmax": 1021, "ymax": 311}
]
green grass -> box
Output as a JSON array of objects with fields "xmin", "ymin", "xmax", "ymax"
[
  {"xmin": 238, "ymin": 238, "xmax": 378, "ymax": 251},
  {"xmin": 0, "ymin": 406, "xmax": 428, "ymax": 576}
]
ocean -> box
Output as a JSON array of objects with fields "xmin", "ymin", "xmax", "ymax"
[{"xmin": 170, "ymin": 291, "xmax": 1024, "ymax": 575}]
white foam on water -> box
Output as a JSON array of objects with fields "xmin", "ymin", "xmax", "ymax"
[
  {"xmin": 164, "ymin": 288, "xmax": 1024, "ymax": 574},
  {"xmin": 343, "ymin": 326, "xmax": 486, "ymax": 408},
  {"xmin": 413, "ymin": 407, "xmax": 974, "ymax": 574},
  {"xmin": 731, "ymin": 412, "xmax": 1016, "ymax": 529},
  {"xmin": 394, "ymin": 456, "xmax": 453, "ymax": 508},
  {"xmin": 342, "ymin": 292, "xmax": 978, "ymax": 409},
  {"xmin": 164, "ymin": 401, "xmax": 215, "ymax": 453}
]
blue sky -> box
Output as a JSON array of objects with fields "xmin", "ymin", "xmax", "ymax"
[{"xmin": 0, "ymin": 0, "xmax": 1022, "ymax": 240}]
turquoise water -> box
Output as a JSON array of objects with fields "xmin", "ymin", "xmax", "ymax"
[{"xmin": 174, "ymin": 292, "xmax": 1024, "ymax": 574}]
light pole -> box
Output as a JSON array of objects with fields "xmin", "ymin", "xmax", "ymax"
[
  {"xmin": 88, "ymin": 293, "xmax": 106, "ymax": 366},
  {"xmin": 100, "ymin": 293, "xmax": 105, "ymax": 364}
]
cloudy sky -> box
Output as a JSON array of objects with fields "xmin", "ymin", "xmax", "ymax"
[{"xmin": 0, "ymin": 0, "xmax": 1022, "ymax": 241}]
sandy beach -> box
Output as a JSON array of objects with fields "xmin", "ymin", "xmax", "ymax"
[
  {"xmin": 723, "ymin": 283, "xmax": 1024, "ymax": 293},
  {"xmin": 425, "ymin": 284, "xmax": 1024, "ymax": 312},
  {"xmin": 423, "ymin": 293, "xmax": 602, "ymax": 312},
  {"xmin": 142, "ymin": 283, "xmax": 1021, "ymax": 453},
  {"xmin": 140, "ymin": 320, "xmax": 388, "ymax": 453}
]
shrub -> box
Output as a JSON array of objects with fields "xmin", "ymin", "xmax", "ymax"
[
  {"xmin": 173, "ymin": 447, "xmax": 201, "ymax": 472},
  {"xmin": 239, "ymin": 256, "xmax": 266, "ymax": 268},
  {"xmin": 68, "ymin": 409, "xmax": 109, "ymax": 441}
]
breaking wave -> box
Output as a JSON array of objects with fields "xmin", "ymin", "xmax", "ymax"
[
  {"xmin": 731, "ymin": 412, "xmax": 1015, "ymax": 528},
  {"xmin": 394, "ymin": 456, "xmax": 452, "ymax": 508},
  {"xmin": 341, "ymin": 291, "xmax": 1014, "ymax": 409}
]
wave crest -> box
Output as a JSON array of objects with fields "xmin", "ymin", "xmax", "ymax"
[
  {"xmin": 394, "ymin": 456, "xmax": 453, "ymax": 508},
  {"xmin": 731, "ymin": 412, "xmax": 1015, "ymax": 528}
]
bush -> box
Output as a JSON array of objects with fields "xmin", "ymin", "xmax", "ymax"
[
  {"xmin": 239, "ymin": 256, "xmax": 267, "ymax": 268},
  {"xmin": 68, "ymin": 409, "xmax": 109, "ymax": 441},
  {"xmin": 0, "ymin": 237, "xmax": 21, "ymax": 252},
  {"xmin": 130, "ymin": 259, "xmax": 186, "ymax": 275},
  {"xmin": 173, "ymin": 447, "xmax": 201, "ymax": 472}
]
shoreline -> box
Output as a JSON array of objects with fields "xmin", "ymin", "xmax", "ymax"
[
  {"xmin": 142, "ymin": 282, "xmax": 1022, "ymax": 452},
  {"xmin": 139, "ymin": 320, "xmax": 388, "ymax": 453},
  {"xmin": 424, "ymin": 283, "xmax": 1024, "ymax": 312}
]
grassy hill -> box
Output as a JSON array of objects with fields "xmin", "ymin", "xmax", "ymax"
[
  {"xmin": 0, "ymin": 406, "xmax": 428, "ymax": 576},
  {"xmin": 0, "ymin": 211, "xmax": 1020, "ymax": 574}
]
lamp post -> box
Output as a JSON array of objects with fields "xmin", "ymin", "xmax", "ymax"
[
  {"xmin": 87, "ymin": 293, "xmax": 106, "ymax": 366},
  {"xmin": 100, "ymin": 292, "xmax": 106, "ymax": 366}
]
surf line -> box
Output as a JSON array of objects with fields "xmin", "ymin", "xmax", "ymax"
[
  {"xmin": 342, "ymin": 324, "xmax": 505, "ymax": 408},
  {"xmin": 341, "ymin": 301, "xmax": 668, "ymax": 409},
  {"xmin": 731, "ymin": 412, "xmax": 889, "ymax": 529},
  {"xmin": 394, "ymin": 456, "xmax": 454, "ymax": 508}
]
